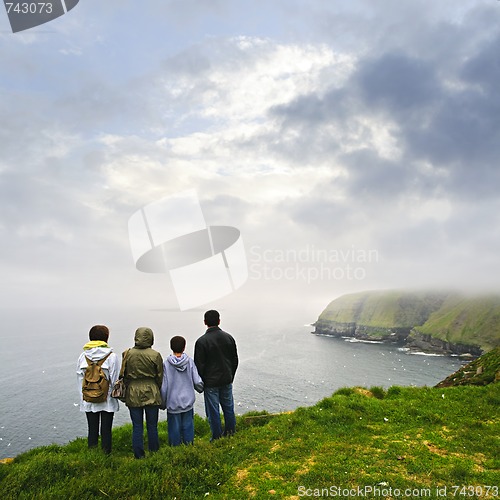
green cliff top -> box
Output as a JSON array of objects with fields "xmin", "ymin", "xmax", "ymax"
[
  {"xmin": 436, "ymin": 347, "xmax": 500, "ymax": 387},
  {"xmin": 1, "ymin": 382, "xmax": 499, "ymax": 498},
  {"xmin": 417, "ymin": 295, "xmax": 500, "ymax": 351},
  {"xmin": 318, "ymin": 290, "xmax": 449, "ymax": 328},
  {"xmin": 318, "ymin": 290, "xmax": 500, "ymax": 351}
]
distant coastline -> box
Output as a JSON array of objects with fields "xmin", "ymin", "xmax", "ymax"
[{"xmin": 313, "ymin": 289, "xmax": 500, "ymax": 358}]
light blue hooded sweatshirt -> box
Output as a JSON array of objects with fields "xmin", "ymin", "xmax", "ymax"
[{"xmin": 161, "ymin": 353, "xmax": 204, "ymax": 414}]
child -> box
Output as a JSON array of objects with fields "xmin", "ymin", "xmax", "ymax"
[{"xmin": 161, "ymin": 336, "xmax": 204, "ymax": 445}]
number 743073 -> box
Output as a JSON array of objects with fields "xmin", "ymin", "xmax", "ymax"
[{"xmin": 5, "ymin": 3, "xmax": 53, "ymax": 14}]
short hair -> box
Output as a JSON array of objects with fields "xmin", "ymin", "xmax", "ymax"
[
  {"xmin": 170, "ymin": 335, "xmax": 186, "ymax": 353},
  {"xmin": 204, "ymin": 310, "xmax": 220, "ymax": 327},
  {"xmin": 89, "ymin": 325, "xmax": 109, "ymax": 342}
]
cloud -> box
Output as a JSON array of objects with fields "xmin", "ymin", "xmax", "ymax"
[
  {"xmin": 269, "ymin": 4, "xmax": 500, "ymax": 209},
  {"xmin": 356, "ymin": 53, "xmax": 440, "ymax": 114},
  {"xmin": 1, "ymin": 0, "xmax": 500, "ymax": 307}
]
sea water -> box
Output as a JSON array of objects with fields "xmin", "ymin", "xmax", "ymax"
[{"xmin": 0, "ymin": 306, "xmax": 463, "ymax": 459}]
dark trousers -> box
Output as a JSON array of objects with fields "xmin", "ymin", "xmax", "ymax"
[
  {"xmin": 128, "ymin": 406, "xmax": 160, "ymax": 458},
  {"xmin": 86, "ymin": 411, "xmax": 114, "ymax": 454}
]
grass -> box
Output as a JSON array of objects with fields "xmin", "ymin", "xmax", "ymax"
[
  {"xmin": 1, "ymin": 383, "xmax": 499, "ymax": 499},
  {"xmin": 418, "ymin": 295, "xmax": 500, "ymax": 351},
  {"xmin": 437, "ymin": 347, "xmax": 500, "ymax": 387}
]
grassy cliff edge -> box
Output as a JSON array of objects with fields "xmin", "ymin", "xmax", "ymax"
[{"xmin": 1, "ymin": 382, "xmax": 499, "ymax": 499}]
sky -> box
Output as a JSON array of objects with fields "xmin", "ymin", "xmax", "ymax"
[{"xmin": 1, "ymin": 0, "xmax": 500, "ymax": 316}]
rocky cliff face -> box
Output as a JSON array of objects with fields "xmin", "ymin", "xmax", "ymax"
[
  {"xmin": 406, "ymin": 330, "xmax": 483, "ymax": 357},
  {"xmin": 313, "ymin": 319, "xmax": 410, "ymax": 343},
  {"xmin": 313, "ymin": 319, "xmax": 356, "ymax": 337},
  {"xmin": 313, "ymin": 319, "xmax": 482, "ymax": 357}
]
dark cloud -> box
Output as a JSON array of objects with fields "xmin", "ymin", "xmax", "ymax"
[
  {"xmin": 401, "ymin": 33, "xmax": 500, "ymax": 197},
  {"xmin": 461, "ymin": 33, "xmax": 500, "ymax": 91},
  {"xmin": 268, "ymin": 6, "xmax": 500, "ymax": 204},
  {"xmin": 356, "ymin": 53, "xmax": 440, "ymax": 114},
  {"xmin": 408, "ymin": 89, "xmax": 500, "ymax": 164}
]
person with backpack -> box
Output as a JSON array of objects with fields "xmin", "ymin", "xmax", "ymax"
[
  {"xmin": 76, "ymin": 325, "xmax": 120, "ymax": 455},
  {"xmin": 123, "ymin": 327, "xmax": 163, "ymax": 459}
]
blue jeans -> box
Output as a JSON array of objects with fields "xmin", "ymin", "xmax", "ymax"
[
  {"xmin": 204, "ymin": 384, "xmax": 236, "ymax": 440},
  {"xmin": 128, "ymin": 406, "xmax": 160, "ymax": 458},
  {"xmin": 167, "ymin": 409, "xmax": 194, "ymax": 446}
]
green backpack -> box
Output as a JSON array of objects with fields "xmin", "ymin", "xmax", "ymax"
[{"xmin": 82, "ymin": 353, "xmax": 111, "ymax": 403}]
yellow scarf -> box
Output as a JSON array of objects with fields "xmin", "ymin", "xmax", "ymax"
[{"xmin": 83, "ymin": 341, "xmax": 109, "ymax": 350}]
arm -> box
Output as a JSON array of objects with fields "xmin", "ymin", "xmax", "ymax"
[
  {"xmin": 108, "ymin": 352, "xmax": 120, "ymax": 386},
  {"xmin": 160, "ymin": 363, "xmax": 168, "ymax": 410},
  {"xmin": 191, "ymin": 359, "xmax": 204, "ymax": 393},
  {"xmin": 122, "ymin": 350, "xmax": 130, "ymax": 381},
  {"xmin": 194, "ymin": 339, "xmax": 206, "ymax": 381},
  {"xmin": 76, "ymin": 354, "xmax": 84, "ymax": 397},
  {"xmin": 155, "ymin": 353, "xmax": 164, "ymax": 388},
  {"xmin": 231, "ymin": 338, "xmax": 239, "ymax": 378}
]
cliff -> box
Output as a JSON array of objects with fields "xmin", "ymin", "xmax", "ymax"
[
  {"xmin": 1, "ymin": 383, "xmax": 499, "ymax": 498},
  {"xmin": 435, "ymin": 347, "xmax": 500, "ymax": 387},
  {"xmin": 314, "ymin": 290, "xmax": 500, "ymax": 356},
  {"xmin": 414, "ymin": 294, "xmax": 500, "ymax": 352}
]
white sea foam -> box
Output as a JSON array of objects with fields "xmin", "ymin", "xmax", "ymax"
[{"xmin": 410, "ymin": 351, "xmax": 445, "ymax": 357}]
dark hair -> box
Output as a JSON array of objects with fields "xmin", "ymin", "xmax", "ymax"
[
  {"xmin": 170, "ymin": 335, "xmax": 186, "ymax": 353},
  {"xmin": 89, "ymin": 325, "xmax": 109, "ymax": 342},
  {"xmin": 204, "ymin": 310, "xmax": 220, "ymax": 327}
]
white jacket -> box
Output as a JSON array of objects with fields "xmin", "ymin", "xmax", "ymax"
[{"xmin": 76, "ymin": 346, "xmax": 120, "ymax": 413}]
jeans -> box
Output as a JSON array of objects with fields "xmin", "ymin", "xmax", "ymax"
[
  {"xmin": 204, "ymin": 384, "xmax": 236, "ymax": 440},
  {"xmin": 128, "ymin": 406, "xmax": 160, "ymax": 458},
  {"xmin": 167, "ymin": 409, "xmax": 194, "ymax": 446},
  {"xmin": 86, "ymin": 411, "xmax": 114, "ymax": 454}
]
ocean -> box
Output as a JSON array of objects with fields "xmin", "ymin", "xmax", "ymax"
[{"xmin": 0, "ymin": 306, "xmax": 464, "ymax": 460}]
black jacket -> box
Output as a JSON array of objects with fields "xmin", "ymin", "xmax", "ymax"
[{"xmin": 194, "ymin": 326, "xmax": 238, "ymax": 388}]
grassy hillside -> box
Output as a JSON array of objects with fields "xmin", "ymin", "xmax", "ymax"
[
  {"xmin": 418, "ymin": 295, "xmax": 500, "ymax": 351},
  {"xmin": 436, "ymin": 347, "xmax": 500, "ymax": 388},
  {"xmin": 1, "ymin": 383, "xmax": 499, "ymax": 499},
  {"xmin": 318, "ymin": 290, "xmax": 448, "ymax": 328},
  {"xmin": 318, "ymin": 290, "xmax": 500, "ymax": 352}
]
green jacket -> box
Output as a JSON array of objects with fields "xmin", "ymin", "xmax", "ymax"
[{"xmin": 123, "ymin": 327, "xmax": 163, "ymax": 407}]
